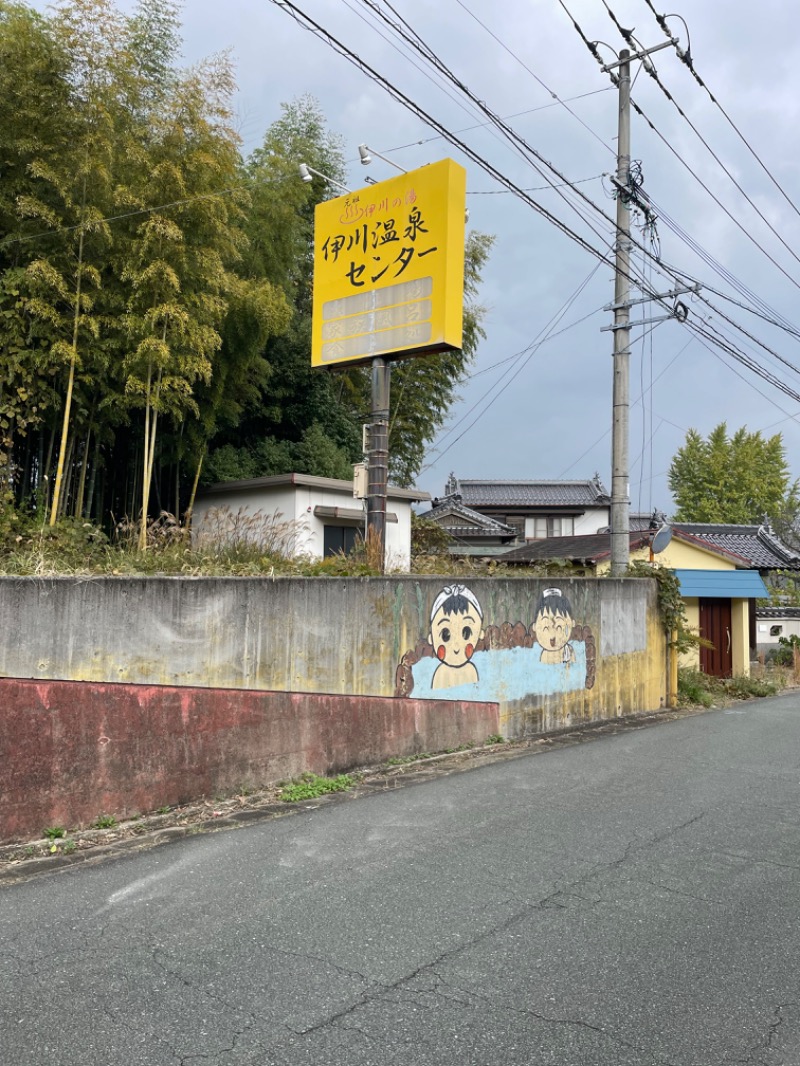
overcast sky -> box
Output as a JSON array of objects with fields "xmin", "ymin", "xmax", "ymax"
[{"xmin": 39, "ymin": 1, "xmax": 800, "ymax": 513}]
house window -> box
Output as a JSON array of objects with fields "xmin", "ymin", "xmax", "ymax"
[
  {"xmin": 770, "ymin": 624, "xmax": 783, "ymax": 637},
  {"xmin": 504, "ymin": 516, "xmax": 525, "ymax": 540},
  {"xmin": 323, "ymin": 525, "xmax": 362, "ymax": 557},
  {"xmin": 533, "ymin": 516, "xmax": 574, "ymax": 539}
]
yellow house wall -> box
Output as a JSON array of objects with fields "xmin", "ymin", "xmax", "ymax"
[
  {"xmin": 731, "ymin": 599, "xmax": 750, "ymax": 676},
  {"xmin": 599, "ymin": 538, "xmax": 736, "ymax": 576},
  {"xmin": 601, "ymin": 539, "xmax": 752, "ymax": 677},
  {"xmin": 680, "ymin": 598, "xmax": 701, "ymax": 671},
  {"xmin": 654, "ymin": 538, "xmax": 738, "ymax": 570}
]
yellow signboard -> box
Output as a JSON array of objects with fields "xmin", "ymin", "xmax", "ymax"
[{"xmin": 311, "ymin": 158, "xmax": 466, "ymax": 368}]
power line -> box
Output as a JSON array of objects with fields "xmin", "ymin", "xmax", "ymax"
[
  {"xmin": 422, "ymin": 258, "xmax": 606, "ymax": 468},
  {"xmin": 278, "ymin": 0, "xmax": 800, "ymax": 425},
  {"xmin": 451, "ymin": 0, "xmax": 615, "ymax": 156},
  {"xmin": 340, "ymin": 0, "xmax": 519, "ymax": 156},
  {"xmin": 352, "ymin": 0, "xmax": 688, "ymax": 315},
  {"xmin": 383, "ymin": 88, "xmax": 614, "ymax": 154},
  {"xmin": 557, "ymin": 333, "xmax": 695, "ymax": 479},
  {"xmin": 270, "ymin": 0, "xmax": 624, "ymax": 270},
  {"xmin": 641, "ymin": 0, "xmax": 800, "ymax": 229},
  {"xmin": 467, "ymin": 305, "xmax": 604, "ymax": 381},
  {"xmin": 644, "ymin": 192, "xmax": 800, "ymax": 338},
  {"xmin": 0, "ymin": 187, "xmax": 242, "ymax": 249},
  {"xmin": 356, "ymin": 0, "xmax": 624, "ymax": 254},
  {"xmin": 468, "ymin": 174, "xmax": 606, "ymax": 195},
  {"xmin": 600, "ymin": 0, "xmax": 800, "ymax": 277},
  {"xmin": 684, "ymin": 316, "xmax": 800, "ymax": 406},
  {"xmin": 558, "ymin": 0, "xmax": 800, "ymax": 298}
]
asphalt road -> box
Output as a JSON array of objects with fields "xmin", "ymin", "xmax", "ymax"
[{"xmin": 3, "ymin": 694, "xmax": 800, "ymax": 1065}]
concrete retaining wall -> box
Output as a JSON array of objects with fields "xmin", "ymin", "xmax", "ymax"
[
  {"xmin": 0, "ymin": 574, "xmax": 666, "ymax": 737},
  {"xmin": 0, "ymin": 677, "xmax": 499, "ymax": 842}
]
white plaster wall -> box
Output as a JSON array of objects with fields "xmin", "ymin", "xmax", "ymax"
[
  {"xmin": 192, "ymin": 487, "xmax": 316, "ymax": 556},
  {"xmin": 576, "ymin": 506, "xmax": 610, "ymax": 535},
  {"xmin": 192, "ymin": 483, "xmax": 412, "ymax": 566},
  {"xmin": 521, "ymin": 506, "xmax": 610, "ymax": 540},
  {"xmin": 756, "ymin": 618, "xmax": 800, "ymax": 647},
  {"xmin": 386, "ymin": 506, "xmax": 412, "ymax": 571}
]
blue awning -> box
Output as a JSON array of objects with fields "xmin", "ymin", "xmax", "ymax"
[{"xmin": 673, "ymin": 569, "xmax": 769, "ymax": 598}]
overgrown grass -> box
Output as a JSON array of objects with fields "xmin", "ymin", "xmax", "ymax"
[
  {"xmin": 278, "ymin": 772, "xmax": 354, "ymax": 802},
  {"xmin": 0, "ymin": 502, "xmax": 582, "ymax": 580},
  {"xmin": 0, "ymin": 505, "xmax": 387, "ymax": 578},
  {"xmin": 677, "ymin": 667, "xmax": 781, "ymax": 708}
]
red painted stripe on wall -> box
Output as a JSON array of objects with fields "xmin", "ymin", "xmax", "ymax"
[{"xmin": 0, "ymin": 677, "xmax": 499, "ymax": 842}]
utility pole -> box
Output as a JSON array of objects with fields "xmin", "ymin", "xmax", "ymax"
[
  {"xmin": 610, "ymin": 48, "xmax": 632, "ymax": 577},
  {"xmin": 367, "ymin": 357, "xmax": 390, "ymax": 570},
  {"xmin": 602, "ymin": 38, "xmax": 686, "ymax": 575}
]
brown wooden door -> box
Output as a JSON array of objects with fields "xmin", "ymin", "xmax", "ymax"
[{"xmin": 699, "ymin": 598, "xmax": 733, "ymax": 678}]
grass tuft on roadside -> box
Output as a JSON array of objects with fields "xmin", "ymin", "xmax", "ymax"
[{"xmin": 677, "ymin": 667, "xmax": 781, "ymax": 708}]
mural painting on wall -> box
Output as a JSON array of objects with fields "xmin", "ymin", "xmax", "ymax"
[{"xmin": 395, "ymin": 584, "xmax": 596, "ymax": 700}]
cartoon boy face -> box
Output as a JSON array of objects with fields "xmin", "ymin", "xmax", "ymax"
[
  {"xmin": 535, "ymin": 608, "xmax": 574, "ymax": 653},
  {"xmin": 533, "ymin": 587, "xmax": 575, "ymax": 653},
  {"xmin": 428, "ymin": 585, "xmax": 484, "ymax": 669}
]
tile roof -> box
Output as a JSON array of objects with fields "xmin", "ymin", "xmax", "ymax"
[
  {"xmin": 419, "ymin": 496, "xmax": 516, "ymax": 539},
  {"xmin": 451, "ymin": 478, "xmax": 610, "ymax": 509},
  {"xmin": 674, "ymin": 523, "xmax": 800, "ymax": 570},
  {"xmin": 501, "ymin": 531, "xmax": 651, "ymax": 564},
  {"xmin": 498, "ymin": 521, "xmax": 800, "ymax": 570}
]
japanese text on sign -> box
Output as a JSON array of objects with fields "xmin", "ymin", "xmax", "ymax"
[{"xmin": 311, "ymin": 158, "xmax": 466, "ymax": 368}]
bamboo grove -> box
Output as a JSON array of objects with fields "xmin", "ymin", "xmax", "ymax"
[{"xmin": 0, "ymin": 0, "xmax": 492, "ymax": 543}]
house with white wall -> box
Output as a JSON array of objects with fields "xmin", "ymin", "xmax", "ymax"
[
  {"xmin": 429, "ymin": 474, "xmax": 611, "ymax": 544},
  {"xmin": 192, "ymin": 473, "xmax": 429, "ymax": 570}
]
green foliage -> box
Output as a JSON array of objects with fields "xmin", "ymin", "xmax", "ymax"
[
  {"xmin": 411, "ymin": 512, "xmax": 453, "ymax": 557},
  {"xmin": 0, "ymin": 509, "xmax": 109, "ymax": 572},
  {"xmin": 726, "ymin": 675, "xmax": 779, "ymax": 699},
  {"xmin": 384, "ymin": 742, "xmax": 477, "ymax": 766},
  {"xmin": 763, "ymin": 571, "xmax": 800, "ymax": 606},
  {"xmin": 626, "ymin": 560, "xmax": 697, "ymax": 651},
  {"xmin": 772, "ymin": 634, "xmax": 800, "ymax": 667},
  {"xmin": 92, "ymin": 814, "xmax": 117, "ymax": 829},
  {"xmin": 43, "ymin": 826, "xmax": 66, "ymax": 839},
  {"xmin": 486, "ymin": 734, "xmax": 505, "ymax": 745},
  {"xmin": 293, "ymin": 423, "xmax": 355, "ymax": 480},
  {"xmin": 0, "ymin": 16, "xmax": 493, "ymax": 532},
  {"xmin": 0, "ymin": 491, "xmax": 36, "ymax": 545},
  {"xmin": 677, "ymin": 669, "xmax": 715, "ymax": 708},
  {"xmin": 678, "ymin": 667, "xmax": 779, "ymax": 707},
  {"xmin": 669, "ymin": 422, "xmax": 799, "ymax": 524},
  {"xmin": 279, "ymin": 772, "xmax": 354, "ymax": 802},
  {"xmin": 384, "ymin": 231, "xmax": 495, "ymax": 486}
]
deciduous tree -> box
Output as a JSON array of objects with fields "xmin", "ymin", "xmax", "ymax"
[{"xmin": 668, "ymin": 422, "xmax": 799, "ymax": 525}]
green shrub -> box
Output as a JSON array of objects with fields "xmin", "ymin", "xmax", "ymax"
[
  {"xmin": 678, "ymin": 667, "xmax": 779, "ymax": 708},
  {"xmin": 725, "ymin": 675, "xmax": 777, "ymax": 699},
  {"xmin": 677, "ymin": 669, "xmax": 716, "ymax": 708},
  {"xmin": 773, "ymin": 634, "xmax": 800, "ymax": 667}
]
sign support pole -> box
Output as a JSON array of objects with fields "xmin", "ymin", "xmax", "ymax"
[{"xmin": 367, "ymin": 356, "xmax": 390, "ymax": 572}]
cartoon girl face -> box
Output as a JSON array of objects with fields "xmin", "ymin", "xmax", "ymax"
[{"xmin": 429, "ymin": 585, "xmax": 484, "ymax": 669}]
